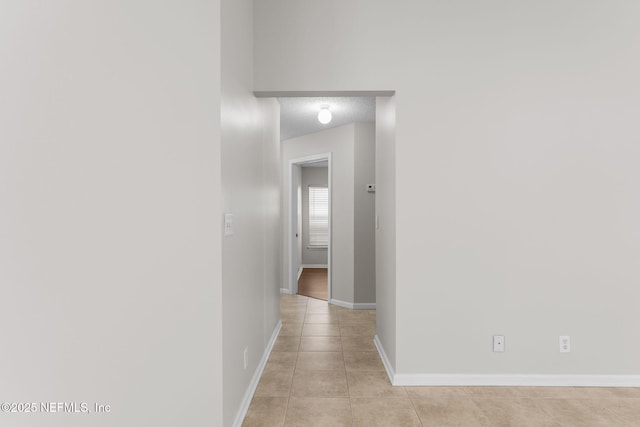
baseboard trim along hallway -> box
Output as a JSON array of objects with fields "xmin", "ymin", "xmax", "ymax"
[
  {"xmin": 374, "ymin": 334, "xmax": 640, "ymax": 388},
  {"xmin": 231, "ymin": 320, "xmax": 282, "ymax": 427},
  {"xmin": 393, "ymin": 374, "xmax": 640, "ymax": 387},
  {"xmin": 330, "ymin": 299, "xmax": 376, "ymax": 310},
  {"xmin": 374, "ymin": 334, "xmax": 395, "ymax": 384}
]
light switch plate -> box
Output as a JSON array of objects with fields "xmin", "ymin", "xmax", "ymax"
[{"xmin": 224, "ymin": 213, "xmax": 234, "ymax": 236}]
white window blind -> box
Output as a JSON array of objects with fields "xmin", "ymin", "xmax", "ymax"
[{"xmin": 308, "ymin": 186, "xmax": 329, "ymax": 247}]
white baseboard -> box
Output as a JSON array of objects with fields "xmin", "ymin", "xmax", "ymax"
[
  {"xmin": 374, "ymin": 335, "xmax": 640, "ymax": 388},
  {"xmin": 280, "ymin": 288, "xmax": 293, "ymax": 294},
  {"xmin": 374, "ymin": 335, "xmax": 395, "ymax": 384},
  {"xmin": 301, "ymin": 264, "xmax": 328, "ymax": 269},
  {"xmin": 232, "ymin": 320, "xmax": 282, "ymax": 427},
  {"xmin": 393, "ymin": 373, "xmax": 640, "ymax": 387},
  {"xmin": 297, "ymin": 266, "xmax": 303, "ymax": 281},
  {"xmin": 330, "ymin": 299, "xmax": 376, "ymax": 310},
  {"xmin": 353, "ymin": 302, "xmax": 376, "ymax": 310}
]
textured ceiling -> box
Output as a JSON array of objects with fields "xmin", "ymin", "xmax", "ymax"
[
  {"xmin": 302, "ymin": 160, "xmax": 328, "ymax": 168},
  {"xmin": 278, "ymin": 97, "xmax": 375, "ymax": 141}
]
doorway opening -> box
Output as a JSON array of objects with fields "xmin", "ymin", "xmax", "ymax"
[
  {"xmin": 256, "ymin": 91, "xmax": 395, "ymax": 310},
  {"xmin": 289, "ymin": 153, "xmax": 332, "ymax": 301},
  {"xmin": 297, "ymin": 268, "xmax": 328, "ymax": 300}
]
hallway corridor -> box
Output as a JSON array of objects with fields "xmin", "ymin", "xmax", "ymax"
[{"xmin": 243, "ymin": 294, "xmax": 394, "ymax": 425}]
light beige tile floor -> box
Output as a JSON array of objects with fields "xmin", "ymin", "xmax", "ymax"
[{"xmin": 243, "ymin": 294, "xmax": 640, "ymax": 426}]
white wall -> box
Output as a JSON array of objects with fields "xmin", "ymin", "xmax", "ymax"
[
  {"xmin": 294, "ymin": 165, "xmax": 302, "ymax": 279},
  {"xmin": 0, "ymin": 2, "xmax": 281, "ymax": 426},
  {"xmin": 375, "ymin": 96, "xmax": 397, "ymax": 369},
  {"xmin": 257, "ymin": 0, "xmax": 640, "ymax": 382},
  {"xmin": 259, "ymin": 98, "xmax": 282, "ymax": 365},
  {"xmin": 0, "ymin": 2, "xmax": 223, "ymax": 426},
  {"xmin": 301, "ymin": 167, "xmax": 329, "ymax": 265},
  {"xmin": 221, "ymin": 0, "xmax": 281, "ymax": 425},
  {"xmin": 353, "ymin": 123, "xmax": 376, "ymax": 304}
]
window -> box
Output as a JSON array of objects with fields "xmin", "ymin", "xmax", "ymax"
[{"xmin": 308, "ymin": 186, "xmax": 329, "ymax": 247}]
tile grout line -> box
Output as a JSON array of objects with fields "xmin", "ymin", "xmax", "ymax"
[
  {"xmin": 281, "ymin": 296, "xmax": 307, "ymax": 426},
  {"xmin": 406, "ymin": 392, "xmax": 425, "ymax": 427},
  {"xmin": 341, "ymin": 317, "xmax": 357, "ymax": 427}
]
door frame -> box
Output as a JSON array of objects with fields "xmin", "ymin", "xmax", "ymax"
[{"xmin": 288, "ymin": 152, "xmax": 332, "ymax": 301}]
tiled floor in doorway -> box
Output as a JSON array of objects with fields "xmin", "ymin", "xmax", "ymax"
[{"xmin": 242, "ymin": 294, "xmax": 640, "ymax": 426}]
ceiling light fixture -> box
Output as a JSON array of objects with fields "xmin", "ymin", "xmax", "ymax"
[{"xmin": 317, "ymin": 105, "xmax": 332, "ymax": 124}]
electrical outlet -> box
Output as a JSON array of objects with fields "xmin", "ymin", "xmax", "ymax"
[
  {"xmin": 243, "ymin": 347, "xmax": 248, "ymax": 369},
  {"xmin": 559, "ymin": 336, "xmax": 570, "ymax": 353},
  {"xmin": 493, "ymin": 335, "xmax": 505, "ymax": 352}
]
